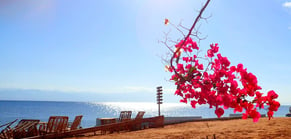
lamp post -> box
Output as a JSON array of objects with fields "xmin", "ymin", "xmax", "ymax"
[{"xmin": 157, "ymin": 86, "xmax": 163, "ymax": 116}]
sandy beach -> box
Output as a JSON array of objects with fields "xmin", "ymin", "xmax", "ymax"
[{"xmin": 69, "ymin": 117, "xmax": 291, "ymax": 139}]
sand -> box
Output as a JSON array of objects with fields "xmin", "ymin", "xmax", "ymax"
[{"xmin": 70, "ymin": 117, "xmax": 291, "ymax": 139}]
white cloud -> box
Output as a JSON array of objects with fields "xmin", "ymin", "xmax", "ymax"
[
  {"xmin": 163, "ymin": 88, "xmax": 176, "ymax": 94},
  {"xmin": 123, "ymin": 86, "xmax": 155, "ymax": 93},
  {"xmin": 122, "ymin": 86, "xmax": 177, "ymax": 94},
  {"xmin": 283, "ymin": 2, "xmax": 291, "ymax": 8}
]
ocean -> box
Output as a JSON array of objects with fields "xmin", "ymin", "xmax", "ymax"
[{"xmin": 0, "ymin": 100, "xmax": 290, "ymax": 128}]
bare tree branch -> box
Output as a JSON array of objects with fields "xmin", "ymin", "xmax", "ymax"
[{"xmin": 169, "ymin": 0, "xmax": 211, "ymax": 82}]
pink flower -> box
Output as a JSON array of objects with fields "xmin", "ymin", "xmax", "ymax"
[
  {"xmin": 237, "ymin": 63, "xmax": 244, "ymax": 72},
  {"xmin": 250, "ymin": 110, "xmax": 261, "ymax": 122},
  {"xmin": 180, "ymin": 98, "xmax": 187, "ymax": 104},
  {"xmin": 267, "ymin": 90, "xmax": 278, "ymax": 99},
  {"xmin": 242, "ymin": 112, "xmax": 248, "ymax": 119},
  {"xmin": 230, "ymin": 66, "xmax": 236, "ymax": 72},
  {"xmin": 185, "ymin": 64, "xmax": 192, "ymax": 69},
  {"xmin": 182, "ymin": 57, "xmax": 189, "ymax": 62},
  {"xmin": 267, "ymin": 111, "xmax": 274, "ymax": 120},
  {"xmin": 207, "ymin": 49, "xmax": 214, "ymax": 57},
  {"xmin": 191, "ymin": 100, "xmax": 197, "ymax": 108},
  {"xmin": 186, "ymin": 38, "xmax": 199, "ymax": 50},
  {"xmin": 215, "ymin": 107, "xmax": 224, "ymax": 118},
  {"xmin": 191, "ymin": 41, "xmax": 199, "ymax": 50},
  {"xmin": 175, "ymin": 90, "xmax": 182, "ymax": 97},
  {"xmin": 269, "ymin": 100, "xmax": 280, "ymax": 111},
  {"xmin": 164, "ymin": 18, "xmax": 169, "ymax": 25},
  {"xmin": 198, "ymin": 64, "xmax": 203, "ymax": 70},
  {"xmin": 210, "ymin": 43, "xmax": 219, "ymax": 53}
]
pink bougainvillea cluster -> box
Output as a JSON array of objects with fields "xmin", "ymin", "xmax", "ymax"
[{"xmin": 166, "ymin": 36, "xmax": 280, "ymax": 122}]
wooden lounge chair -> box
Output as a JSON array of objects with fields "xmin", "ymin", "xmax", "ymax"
[
  {"xmin": 0, "ymin": 119, "xmax": 18, "ymax": 139},
  {"xmin": 98, "ymin": 118, "xmax": 117, "ymax": 135},
  {"xmin": 39, "ymin": 116, "xmax": 69, "ymax": 135},
  {"xmin": 11, "ymin": 119, "xmax": 40, "ymax": 139},
  {"xmin": 131, "ymin": 111, "xmax": 145, "ymax": 130},
  {"xmin": 135, "ymin": 111, "xmax": 145, "ymax": 120},
  {"xmin": 118, "ymin": 111, "xmax": 132, "ymax": 122},
  {"xmin": 68, "ymin": 115, "xmax": 83, "ymax": 131},
  {"xmin": 116, "ymin": 111, "xmax": 133, "ymax": 132},
  {"xmin": 26, "ymin": 116, "xmax": 164, "ymax": 139},
  {"xmin": 100, "ymin": 111, "xmax": 132, "ymax": 134}
]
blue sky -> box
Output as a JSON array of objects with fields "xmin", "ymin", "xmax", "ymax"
[{"xmin": 0, "ymin": 0, "xmax": 290, "ymax": 104}]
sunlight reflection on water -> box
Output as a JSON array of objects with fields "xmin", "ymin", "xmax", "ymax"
[{"xmin": 88, "ymin": 102, "xmax": 204, "ymax": 117}]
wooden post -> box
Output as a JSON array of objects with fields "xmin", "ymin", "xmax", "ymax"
[{"xmin": 156, "ymin": 86, "xmax": 163, "ymax": 116}]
